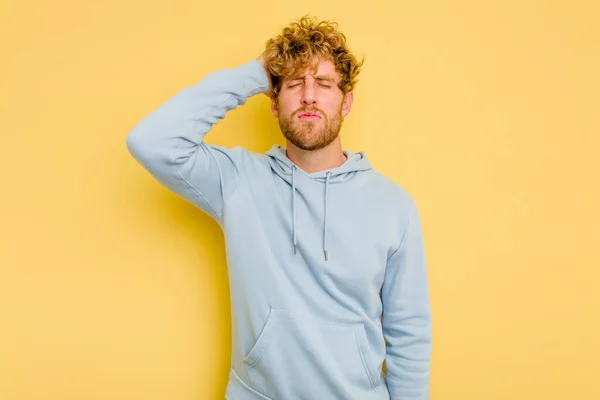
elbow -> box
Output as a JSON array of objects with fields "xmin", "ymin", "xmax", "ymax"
[
  {"xmin": 125, "ymin": 129, "xmax": 143, "ymax": 158},
  {"xmin": 125, "ymin": 128, "xmax": 156, "ymax": 165}
]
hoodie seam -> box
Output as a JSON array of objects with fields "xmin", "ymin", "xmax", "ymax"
[
  {"xmin": 169, "ymin": 92, "xmax": 247, "ymax": 222},
  {"xmin": 174, "ymin": 167, "xmax": 222, "ymax": 221},
  {"xmin": 246, "ymin": 84, "xmax": 269, "ymax": 96},
  {"xmin": 217, "ymin": 149, "xmax": 243, "ymax": 219},
  {"xmin": 386, "ymin": 203, "xmax": 415, "ymax": 262},
  {"xmin": 168, "ymin": 121, "xmax": 222, "ymax": 220}
]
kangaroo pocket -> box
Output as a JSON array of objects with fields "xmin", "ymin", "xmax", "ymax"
[{"xmin": 243, "ymin": 307, "xmax": 382, "ymax": 399}]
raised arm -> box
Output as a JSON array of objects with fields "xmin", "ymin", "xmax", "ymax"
[{"xmin": 125, "ymin": 57, "xmax": 270, "ymax": 222}]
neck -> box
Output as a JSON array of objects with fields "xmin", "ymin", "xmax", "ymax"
[{"xmin": 285, "ymin": 138, "xmax": 348, "ymax": 174}]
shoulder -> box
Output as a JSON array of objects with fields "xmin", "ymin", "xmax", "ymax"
[
  {"xmin": 363, "ymin": 169, "xmax": 417, "ymax": 212},
  {"xmin": 204, "ymin": 144, "xmax": 265, "ymax": 164},
  {"xmin": 209, "ymin": 145, "xmax": 273, "ymax": 175}
]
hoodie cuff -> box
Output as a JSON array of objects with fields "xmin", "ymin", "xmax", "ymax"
[{"xmin": 234, "ymin": 59, "xmax": 270, "ymax": 97}]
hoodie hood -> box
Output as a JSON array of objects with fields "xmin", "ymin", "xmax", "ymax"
[
  {"xmin": 266, "ymin": 144, "xmax": 372, "ymax": 183},
  {"xmin": 266, "ymin": 144, "xmax": 372, "ymax": 261}
]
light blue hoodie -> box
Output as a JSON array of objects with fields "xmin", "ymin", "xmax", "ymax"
[{"xmin": 126, "ymin": 59, "xmax": 432, "ymax": 399}]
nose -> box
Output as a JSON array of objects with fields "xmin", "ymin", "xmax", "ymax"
[{"xmin": 301, "ymin": 80, "xmax": 317, "ymax": 105}]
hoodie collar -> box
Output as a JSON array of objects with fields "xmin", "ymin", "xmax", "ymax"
[{"xmin": 265, "ymin": 145, "xmax": 372, "ymax": 261}]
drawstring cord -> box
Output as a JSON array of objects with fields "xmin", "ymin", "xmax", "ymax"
[
  {"xmin": 292, "ymin": 165, "xmax": 297, "ymax": 254},
  {"xmin": 324, "ymin": 171, "xmax": 331, "ymax": 261},
  {"xmin": 290, "ymin": 167, "xmax": 331, "ymax": 262}
]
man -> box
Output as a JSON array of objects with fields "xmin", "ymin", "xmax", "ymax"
[{"xmin": 126, "ymin": 15, "xmax": 432, "ymax": 400}]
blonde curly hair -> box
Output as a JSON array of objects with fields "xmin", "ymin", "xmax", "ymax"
[{"xmin": 263, "ymin": 15, "xmax": 364, "ymax": 100}]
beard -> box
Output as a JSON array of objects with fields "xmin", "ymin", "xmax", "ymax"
[{"xmin": 278, "ymin": 104, "xmax": 344, "ymax": 151}]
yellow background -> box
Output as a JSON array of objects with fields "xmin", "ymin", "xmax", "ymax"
[{"xmin": 1, "ymin": 1, "xmax": 598, "ymax": 399}]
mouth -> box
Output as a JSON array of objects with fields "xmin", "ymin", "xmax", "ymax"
[{"xmin": 298, "ymin": 112, "xmax": 322, "ymax": 120}]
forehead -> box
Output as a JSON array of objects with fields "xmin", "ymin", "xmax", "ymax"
[{"xmin": 283, "ymin": 59, "xmax": 340, "ymax": 82}]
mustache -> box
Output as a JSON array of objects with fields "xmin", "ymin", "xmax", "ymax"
[{"xmin": 294, "ymin": 108, "xmax": 324, "ymax": 117}]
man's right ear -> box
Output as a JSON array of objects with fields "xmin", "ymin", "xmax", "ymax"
[{"xmin": 271, "ymin": 99, "xmax": 279, "ymax": 118}]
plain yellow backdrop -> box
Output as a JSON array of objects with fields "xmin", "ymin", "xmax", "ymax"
[{"xmin": 1, "ymin": 1, "xmax": 598, "ymax": 399}]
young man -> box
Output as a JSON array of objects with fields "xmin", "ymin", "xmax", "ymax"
[{"xmin": 126, "ymin": 15, "xmax": 432, "ymax": 400}]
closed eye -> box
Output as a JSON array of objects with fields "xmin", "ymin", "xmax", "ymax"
[{"xmin": 287, "ymin": 82, "xmax": 332, "ymax": 89}]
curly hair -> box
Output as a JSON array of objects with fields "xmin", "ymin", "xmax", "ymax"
[{"xmin": 263, "ymin": 15, "xmax": 364, "ymax": 100}]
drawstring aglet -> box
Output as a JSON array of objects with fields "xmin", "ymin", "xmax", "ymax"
[
  {"xmin": 324, "ymin": 250, "xmax": 328, "ymax": 261},
  {"xmin": 294, "ymin": 244, "xmax": 297, "ymax": 254}
]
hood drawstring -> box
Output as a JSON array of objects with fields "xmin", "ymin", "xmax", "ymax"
[
  {"xmin": 267, "ymin": 145, "xmax": 372, "ymax": 263},
  {"xmin": 292, "ymin": 165, "xmax": 297, "ymax": 255},
  {"xmin": 290, "ymin": 165, "xmax": 331, "ymax": 262},
  {"xmin": 324, "ymin": 171, "xmax": 331, "ymax": 261}
]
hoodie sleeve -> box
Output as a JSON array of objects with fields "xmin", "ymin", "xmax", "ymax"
[
  {"xmin": 381, "ymin": 201, "xmax": 433, "ymax": 399},
  {"xmin": 125, "ymin": 59, "xmax": 269, "ymax": 222}
]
